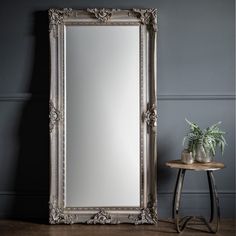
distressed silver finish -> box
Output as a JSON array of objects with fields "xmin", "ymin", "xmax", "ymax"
[
  {"xmin": 49, "ymin": 8, "xmax": 158, "ymax": 224},
  {"xmin": 86, "ymin": 210, "xmax": 118, "ymax": 224},
  {"xmin": 49, "ymin": 197, "xmax": 78, "ymax": 224},
  {"xmin": 130, "ymin": 208, "xmax": 157, "ymax": 225},
  {"xmin": 48, "ymin": 8, "xmax": 72, "ymax": 37},
  {"xmin": 48, "ymin": 8, "xmax": 72, "ymax": 26},
  {"xmin": 131, "ymin": 9, "xmax": 158, "ymax": 31},
  {"xmin": 49, "ymin": 100, "xmax": 63, "ymax": 133},
  {"xmin": 87, "ymin": 8, "xmax": 119, "ymax": 22},
  {"xmin": 144, "ymin": 104, "xmax": 158, "ymax": 128}
]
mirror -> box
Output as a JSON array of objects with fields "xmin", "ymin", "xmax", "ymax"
[
  {"xmin": 49, "ymin": 8, "xmax": 157, "ymax": 224},
  {"xmin": 66, "ymin": 25, "xmax": 140, "ymax": 208}
]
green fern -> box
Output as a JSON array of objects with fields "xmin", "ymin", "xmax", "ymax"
[{"xmin": 183, "ymin": 119, "xmax": 227, "ymax": 157}]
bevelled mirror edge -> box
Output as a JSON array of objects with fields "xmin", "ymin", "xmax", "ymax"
[{"xmin": 49, "ymin": 8, "xmax": 158, "ymax": 225}]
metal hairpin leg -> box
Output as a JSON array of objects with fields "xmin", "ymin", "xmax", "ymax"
[{"xmin": 172, "ymin": 169, "xmax": 220, "ymax": 233}]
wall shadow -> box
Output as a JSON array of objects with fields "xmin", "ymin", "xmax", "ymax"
[
  {"xmin": 156, "ymin": 140, "xmax": 177, "ymax": 218},
  {"xmin": 157, "ymin": 141, "xmax": 176, "ymax": 185},
  {"xmin": 13, "ymin": 11, "xmax": 50, "ymax": 222}
]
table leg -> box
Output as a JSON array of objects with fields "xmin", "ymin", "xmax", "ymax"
[
  {"xmin": 207, "ymin": 170, "xmax": 214, "ymax": 222},
  {"xmin": 173, "ymin": 169, "xmax": 186, "ymax": 233},
  {"xmin": 206, "ymin": 170, "xmax": 220, "ymax": 233},
  {"xmin": 172, "ymin": 168, "xmax": 221, "ymax": 233},
  {"xmin": 172, "ymin": 169, "xmax": 181, "ymax": 219}
]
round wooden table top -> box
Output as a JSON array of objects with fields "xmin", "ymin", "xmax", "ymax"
[{"xmin": 166, "ymin": 160, "xmax": 225, "ymax": 171}]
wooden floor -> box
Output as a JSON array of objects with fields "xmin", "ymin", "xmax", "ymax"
[{"xmin": 0, "ymin": 219, "xmax": 235, "ymax": 236}]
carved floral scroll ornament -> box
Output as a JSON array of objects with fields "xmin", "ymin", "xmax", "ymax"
[
  {"xmin": 87, "ymin": 8, "xmax": 118, "ymax": 22},
  {"xmin": 127, "ymin": 196, "xmax": 157, "ymax": 225},
  {"xmin": 143, "ymin": 104, "xmax": 158, "ymax": 128},
  {"xmin": 49, "ymin": 8, "xmax": 72, "ymax": 26},
  {"xmin": 87, "ymin": 210, "xmax": 118, "ymax": 224},
  {"xmin": 48, "ymin": 8, "xmax": 72, "ymax": 36},
  {"xmin": 49, "ymin": 101, "xmax": 63, "ymax": 133},
  {"xmin": 147, "ymin": 195, "xmax": 158, "ymax": 223},
  {"xmin": 129, "ymin": 194, "xmax": 158, "ymax": 225},
  {"xmin": 48, "ymin": 8, "xmax": 157, "ymax": 34},
  {"xmin": 131, "ymin": 9, "xmax": 158, "ymax": 31},
  {"xmin": 128, "ymin": 207, "xmax": 157, "ymax": 225},
  {"xmin": 49, "ymin": 198, "xmax": 77, "ymax": 224}
]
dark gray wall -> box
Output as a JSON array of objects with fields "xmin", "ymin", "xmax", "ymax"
[{"xmin": 0, "ymin": 0, "xmax": 235, "ymax": 220}]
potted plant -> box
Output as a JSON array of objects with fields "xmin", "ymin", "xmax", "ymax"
[{"xmin": 182, "ymin": 119, "xmax": 227, "ymax": 163}]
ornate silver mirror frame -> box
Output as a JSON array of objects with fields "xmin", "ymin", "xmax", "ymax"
[{"xmin": 49, "ymin": 8, "xmax": 158, "ymax": 225}]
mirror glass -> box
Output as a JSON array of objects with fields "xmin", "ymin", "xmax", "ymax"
[{"xmin": 65, "ymin": 25, "xmax": 140, "ymax": 207}]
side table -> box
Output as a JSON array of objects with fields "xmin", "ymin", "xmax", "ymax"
[{"xmin": 166, "ymin": 160, "xmax": 224, "ymax": 233}]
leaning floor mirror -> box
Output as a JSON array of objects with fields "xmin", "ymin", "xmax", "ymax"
[{"xmin": 49, "ymin": 8, "xmax": 158, "ymax": 224}]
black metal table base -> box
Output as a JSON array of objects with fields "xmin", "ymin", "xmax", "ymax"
[{"xmin": 172, "ymin": 169, "xmax": 220, "ymax": 233}]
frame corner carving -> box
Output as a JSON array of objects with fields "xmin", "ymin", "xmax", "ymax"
[
  {"xmin": 49, "ymin": 197, "xmax": 77, "ymax": 224},
  {"xmin": 129, "ymin": 208, "xmax": 157, "ymax": 225},
  {"xmin": 48, "ymin": 8, "xmax": 72, "ymax": 36},
  {"xmin": 131, "ymin": 8, "xmax": 158, "ymax": 31}
]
